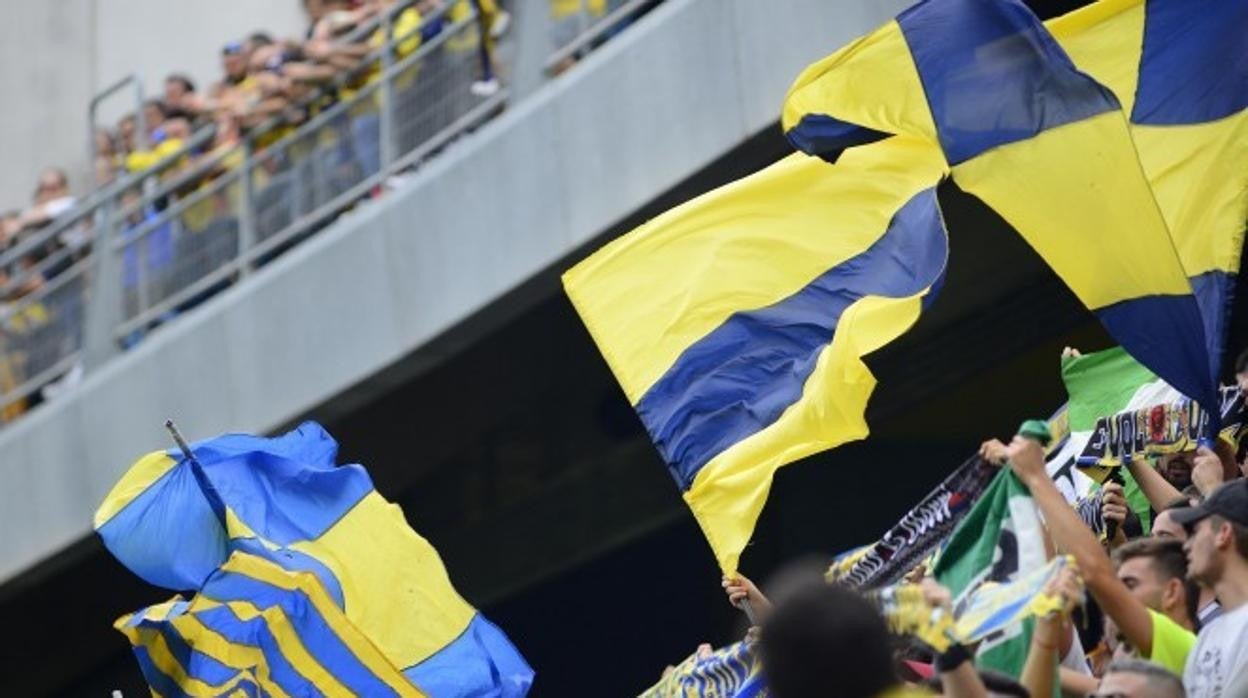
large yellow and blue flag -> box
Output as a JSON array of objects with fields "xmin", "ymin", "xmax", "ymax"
[
  {"xmin": 1048, "ymin": 0, "xmax": 1248, "ymax": 380},
  {"xmin": 564, "ymin": 138, "xmax": 950, "ymax": 574},
  {"xmin": 782, "ymin": 0, "xmax": 1222, "ymax": 420},
  {"xmin": 95, "ymin": 422, "xmax": 534, "ymax": 697}
]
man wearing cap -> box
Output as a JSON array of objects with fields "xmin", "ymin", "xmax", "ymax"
[{"xmin": 1170, "ymin": 479, "xmax": 1248, "ymax": 697}]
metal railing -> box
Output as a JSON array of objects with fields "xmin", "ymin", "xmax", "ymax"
[
  {"xmin": 544, "ymin": 0, "xmax": 663, "ymax": 74},
  {"xmin": 0, "ymin": 2, "xmax": 505, "ymax": 425}
]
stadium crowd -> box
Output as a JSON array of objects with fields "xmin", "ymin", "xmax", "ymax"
[
  {"xmin": 655, "ymin": 349, "xmax": 1248, "ymax": 697},
  {"xmin": 0, "ymin": 0, "xmax": 630, "ymax": 424}
]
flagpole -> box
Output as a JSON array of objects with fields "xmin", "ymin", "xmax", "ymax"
[
  {"xmin": 164, "ymin": 419, "xmax": 200, "ymax": 466},
  {"xmin": 736, "ymin": 599, "xmax": 758, "ymax": 626}
]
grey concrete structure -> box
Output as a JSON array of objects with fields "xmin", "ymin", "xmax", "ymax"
[{"xmin": 0, "ymin": 0, "xmax": 907, "ymax": 584}]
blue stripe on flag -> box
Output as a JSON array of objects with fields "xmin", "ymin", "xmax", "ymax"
[
  {"xmin": 131, "ymin": 643, "xmax": 188, "ymax": 698},
  {"xmin": 896, "ymin": 0, "xmax": 1116, "ymax": 164},
  {"xmin": 1132, "ymin": 0, "xmax": 1248, "ymax": 125},
  {"xmin": 154, "ymin": 621, "xmax": 241, "ymax": 688},
  {"xmin": 231, "ymin": 537, "xmax": 348, "ymax": 609},
  {"xmin": 192, "ymin": 605, "xmax": 314, "ymax": 694},
  {"xmin": 637, "ymin": 187, "xmax": 947, "ymax": 490},
  {"xmin": 404, "ymin": 613, "xmax": 535, "ymax": 698},
  {"xmin": 785, "ymin": 114, "xmax": 890, "ymax": 163},
  {"xmin": 189, "ymin": 426, "xmax": 374, "ymax": 546},
  {"xmin": 1190, "ymin": 270, "xmax": 1236, "ymax": 383},
  {"xmin": 202, "ymin": 571, "xmax": 402, "ymax": 697},
  {"xmin": 1094, "ymin": 293, "xmax": 1219, "ymax": 426}
]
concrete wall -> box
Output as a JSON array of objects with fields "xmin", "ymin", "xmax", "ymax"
[
  {"xmin": 0, "ymin": 0, "xmax": 907, "ymax": 583},
  {"xmin": 0, "ymin": 1, "xmax": 306, "ymax": 212}
]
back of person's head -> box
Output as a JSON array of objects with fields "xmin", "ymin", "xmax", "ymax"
[
  {"xmin": 760, "ymin": 581, "xmax": 895, "ymax": 698},
  {"xmin": 1099, "ymin": 658, "xmax": 1184, "ymax": 698},
  {"xmin": 1235, "ymin": 347, "xmax": 1248, "ymax": 376}
]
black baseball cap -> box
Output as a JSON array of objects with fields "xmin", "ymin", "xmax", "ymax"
[{"xmin": 1171, "ymin": 479, "xmax": 1248, "ymax": 530}]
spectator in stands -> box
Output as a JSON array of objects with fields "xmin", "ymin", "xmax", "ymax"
[
  {"xmin": 1095, "ymin": 658, "xmax": 1185, "ymax": 698},
  {"xmin": 93, "ymin": 128, "xmax": 121, "ymax": 187},
  {"xmin": 1151, "ymin": 498, "xmax": 1224, "ymax": 627},
  {"xmin": 17, "ymin": 169, "xmax": 76, "ymax": 233},
  {"xmin": 549, "ymin": 0, "xmax": 606, "ymax": 74},
  {"xmin": 1158, "ymin": 452, "xmax": 1195, "ymax": 490},
  {"xmin": 985, "ymin": 437, "xmax": 1197, "ymax": 678},
  {"xmin": 1171, "ymin": 480, "xmax": 1248, "ymax": 695},
  {"xmin": 117, "ymin": 114, "xmax": 139, "ymax": 154},
  {"xmin": 164, "ymin": 73, "xmax": 209, "ymax": 120},
  {"xmin": 0, "ymin": 211, "xmax": 20, "ymax": 254},
  {"xmin": 142, "ymin": 99, "xmax": 169, "ymax": 143}
]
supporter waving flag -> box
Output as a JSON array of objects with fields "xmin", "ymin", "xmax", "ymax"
[
  {"xmin": 782, "ymin": 0, "xmax": 1225, "ymax": 422},
  {"xmin": 95, "ymin": 422, "xmax": 534, "ymax": 697}
]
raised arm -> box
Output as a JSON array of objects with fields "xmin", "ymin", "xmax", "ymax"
[
  {"xmin": 996, "ymin": 436, "xmax": 1158, "ymax": 657},
  {"xmin": 1126, "ymin": 458, "xmax": 1184, "ymax": 512}
]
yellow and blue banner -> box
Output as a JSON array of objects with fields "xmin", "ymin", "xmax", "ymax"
[
  {"xmin": 639, "ymin": 640, "xmax": 765, "ymax": 698},
  {"xmin": 564, "ymin": 139, "xmax": 949, "ymax": 574},
  {"xmin": 782, "ymin": 0, "xmax": 1224, "ymax": 422},
  {"xmin": 95, "ymin": 422, "xmax": 534, "ymax": 697}
]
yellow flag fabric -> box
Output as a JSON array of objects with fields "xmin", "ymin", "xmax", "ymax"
[
  {"xmin": 782, "ymin": 0, "xmax": 1222, "ymax": 419},
  {"xmin": 565, "ymin": 139, "xmax": 949, "ymax": 573}
]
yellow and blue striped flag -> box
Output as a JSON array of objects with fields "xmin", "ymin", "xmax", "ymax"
[
  {"xmin": 1048, "ymin": 0, "xmax": 1248, "ymax": 380},
  {"xmin": 564, "ymin": 138, "xmax": 949, "ymax": 574},
  {"xmin": 782, "ymin": 0, "xmax": 1223, "ymax": 421},
  {"xmin": 115, "ymin": 553, "xmax": 421, "ymax": 697},
  {"xmin": 95, "ymin": 422, "xmax": 534, "ymax": 697}
]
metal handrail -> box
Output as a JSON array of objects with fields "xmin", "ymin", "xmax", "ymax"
[
  {"xmin": 0, "ymin": 255, "xmax": 92, "ymax": 324},
  {"xmin": 239, "ymin": 0, "xmax": 453, "ymax": 149},
  {"xmin": 257, "ymin": 10, "xmax": 473, "ymax": 160},
  {"xmin": 2, "ymin": 0, "xmax": 507, "ymax": 423},
  {"xmin": 0, "ymin": 124, "xmax": 218, "ymax": 276},
  {"xmin": 544, "ymin": 0, "xmax": 658, "ymax": 74},
  {"xmin": 113, "ymin": 170, "xmax": 243, "ymax": 250}
]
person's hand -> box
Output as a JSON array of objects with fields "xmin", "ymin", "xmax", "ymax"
[
  {"xmin": 1101, "ymin": 481, "xmax": 1128, "ymax": 543},
  {"xmin": 1192, "ymin": 446, "xmax": 1225, "ymax": 495},
  {"xmin": 1045, "ymin": 560, "xmax": 1085, "ymax": 617},
  {"xmin": 1061, "ymin": 346, "xmax": 1082, "ymax": 359},
  {"xmin": 722, "ymin": 574, "xmax": 772, "ymax": 616},
  {"xmin": 979, "ymin": 438, "xmax": 1009, "ymax": 466},
  {"xmin": 919, "ymin": 577, "xmax": 953, "ymax": 612},
  {"xmin": 1006, "ymin": 435, "xmax": 1047, "ymax": 485}
]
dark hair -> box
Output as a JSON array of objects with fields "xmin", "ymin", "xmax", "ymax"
[
  {"xmin": 1235, "ymin": 348, "xmax": 1248, "ymax": 375},
  {"xmin": 1182, "ymin": 484, "xmax": 1205, "ymax": 504},
  {"xmin": 1113, "ymin": 537, "xmax": 1188, "ymax": 582},
  {"xmin": 760, "ymin": 582, "xmax": 895, "ymax": 698},
  {"xmin": 247, "ymin": 31, "xmax": 275, "ymax": 47},
  {"xmin": 922, "ymin": 669, "xmax": 1029, "ymax": 697},
  {"xmin": 1209, "ymin": 515, "xmax": 1248, "ymax": 559},
  {"xmin": 1113, "ymin": 537, "xmax": 1196, "ymax": 627},
  {"xmin": 1104, "ymin": 658, "xmax": 1184, "ymax": 698},
  {"xmin": 165, "ymin": 73, "xmax": 196, "ymax": 94},
  {"xmin": 143, "ymin": 99, "xmax": 168, "ymax": 118}
]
